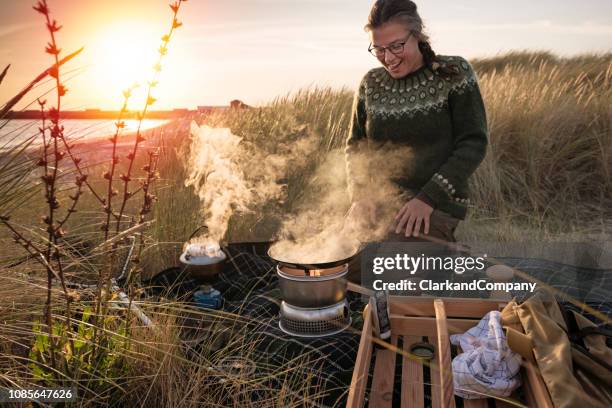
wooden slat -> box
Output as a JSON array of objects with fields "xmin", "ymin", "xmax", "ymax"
[
  {"xmin": 369, "ymin": 335, "xmax": 398, "ymax": 408},
  {"xmin": 390, "ymin": 315, "xmax": 481, "ymax": 337},
  {"xmin": 493, "ymin": 399, "xmax": 519, "ymax": 408},
  {"xmin": 429, "ymin": 336, "xmax": 441, "ymax": 408},
  {"xmin": 347, "ymin": 302, "xmax": 375, "ymax": 408},
  {"xmin": 434, "ymin": 300, "xmax": 456, "ymax": 408},
  {"xmin": 390, "ymin": 297, "xmax": 505, "ymax": 319},
  {"xmin": 463, "ymin": 398, "xmax": 488, "ymax": 408},
  {"xmin": 392, "ymin": 315, "xmax": 438, "ymax": 337},
  {"xmin": 401, "ymin": 335, "xmax": 424, "ymax": 408}
]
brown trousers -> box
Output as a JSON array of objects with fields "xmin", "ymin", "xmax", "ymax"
[{"xmin": 347, "ymin": 209, "xmax": 460, "ymax": 284}]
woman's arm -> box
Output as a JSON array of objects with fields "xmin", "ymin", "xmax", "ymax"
[{"xmin": 419, "ymin": 58, "xmax": 488, "ymax": 207}]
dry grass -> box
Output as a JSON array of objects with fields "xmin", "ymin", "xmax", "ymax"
[
  {"xmin": 177, "ymin": 52, "xmax": 611, "ymax": 243},
  {"xmin": 471, "ymin": 52, "xmax": 611, "ymax": 230},
  {"xmin": 0, "ymin": 269, "xmax": 331, "ymax": 407}
]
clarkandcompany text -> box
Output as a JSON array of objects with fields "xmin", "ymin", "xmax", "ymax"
[{"xmin": 372, "ymin": 279, "xmax": 537, "ymax": 293}]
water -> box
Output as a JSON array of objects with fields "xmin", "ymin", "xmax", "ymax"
[{"xmin": 0, "ymin": 119, "xmax": 168, "ymax": 149}]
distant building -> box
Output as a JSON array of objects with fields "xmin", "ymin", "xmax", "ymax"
[{"xmin": 230, "ymin": 99, "xmax": 250, "ymax": 109}]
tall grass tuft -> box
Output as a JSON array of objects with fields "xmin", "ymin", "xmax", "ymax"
[{"xmin": 470, "ymin": 52, "xmax": 611, "ymax": 233}]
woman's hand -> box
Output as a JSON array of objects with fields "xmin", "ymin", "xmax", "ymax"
[{"xmin": 393, "ymin": 197, "xmax": 434, "ymax": 237}]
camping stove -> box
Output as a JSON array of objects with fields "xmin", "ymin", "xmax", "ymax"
[{"xmin": 276, "ymin": 264, "xmax": 351, "ymax": 337}]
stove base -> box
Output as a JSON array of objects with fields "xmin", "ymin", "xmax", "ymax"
[{"xmin": 278, "ymin": 300, "xmax": 351, "ymax": 337}]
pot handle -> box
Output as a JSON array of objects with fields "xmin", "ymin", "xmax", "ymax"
[
  {"xmin": 185, "ymin": 225, "xmax": 230, "ymax": 264},
  {"xmin": 188, "ymin": 225, "xmax": 209, "ymax": 241}
]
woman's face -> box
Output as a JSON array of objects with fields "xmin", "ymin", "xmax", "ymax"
[{"xmin": 369, "ymin": 21, "xmax": 423, "ymax": 79}]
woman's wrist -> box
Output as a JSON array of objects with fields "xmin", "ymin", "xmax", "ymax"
[{"xmin": 415, "ymin": 191, "xmax": 435, "ymax": 208}]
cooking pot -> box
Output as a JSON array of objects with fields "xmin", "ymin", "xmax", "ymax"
[
  {"xmin": 276, "ymin": 264, "xmax": 348, "ymax": 308},
  {"xmin": 267, "ymin": 244, "xmax": 362, "ymax": 271},
  {"xmin": 180, "ymin": 243, "xmax": 227, "ymax": 282}
]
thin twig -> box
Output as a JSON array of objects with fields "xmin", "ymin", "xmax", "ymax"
[{"xmin": 114, "ymin": 0, "xmax": 186, "ymax": 234}]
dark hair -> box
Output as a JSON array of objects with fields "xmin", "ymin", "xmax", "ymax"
[{"xmin": 365, "ymin": 0, "xmax": 459, "ymax": 78}]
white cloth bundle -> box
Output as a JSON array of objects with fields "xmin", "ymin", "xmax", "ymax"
[{"xmin": 450, "ymin": 311, "xmax": 522, "ymax": 399}]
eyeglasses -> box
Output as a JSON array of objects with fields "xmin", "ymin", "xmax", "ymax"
[{"xmin": 368, "ymin": 33, "xmax": 413, "ymax": 58}]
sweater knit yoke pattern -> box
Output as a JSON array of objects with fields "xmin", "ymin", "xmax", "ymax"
[{"xmin": 361, "ymin": 56, "xmax": 476, "ymax": 119}]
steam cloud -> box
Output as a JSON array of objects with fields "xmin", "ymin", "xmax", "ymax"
[
  {"xmin": 270, "ymin": 142, "xmax": 415, "ymax": 264},
  {"xmin": 184, "ymin": 121, "xmax": 318, "ymax": 248},
  {"xmin": 186, "ymin": 120, "xmax": 415, "ymax": 264}
]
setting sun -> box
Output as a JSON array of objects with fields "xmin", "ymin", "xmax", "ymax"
[{"xmin": 90, "ymin": 20, "xmax": 159, "ymax": 98}]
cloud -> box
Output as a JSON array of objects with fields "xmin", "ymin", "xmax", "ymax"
[
  {"xmin": 431, "ymin": 20, "xmax": 612, "ymax": 36},
  {"xmin": 0, "ymin": 23, "xmax": 37, "ymax": 40},
  {"xmin": 181, "ymin": 23, "xmax": 367, "ymax": 60}
]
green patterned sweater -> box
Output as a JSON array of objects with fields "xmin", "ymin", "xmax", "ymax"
[{"xmin": 345, "ymin": 55, "xmax": 488, "ymax": 220}]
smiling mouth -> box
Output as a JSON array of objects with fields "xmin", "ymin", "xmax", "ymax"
[{"xmin": 387, "ymin": 61, "xmax": 402, "ymax": 71}]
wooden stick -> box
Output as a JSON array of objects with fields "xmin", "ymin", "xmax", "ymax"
[
  {"xmin": 434, "ymin": 299, "xmax": 456, "ymax": 408},
  {"xmin": 390, "ymin": 297, "xmax": 505, "ymax": 319},
  {"xmin": 390, "ymin": 314, "xmax": 480, "ymax": 337},
  {"xmin": 347, "ymin": 301, "xmax": 375, "ymax": 408},
  {"xmin": 347, "ymin": 281, "xmax": 374, "ymax": 297}
]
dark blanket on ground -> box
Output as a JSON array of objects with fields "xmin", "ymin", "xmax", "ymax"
[{"xmin": 145, "ymin": 242, "xmax": 611, "ymax": 407}]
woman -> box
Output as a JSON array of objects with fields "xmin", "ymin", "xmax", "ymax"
[{"xmin": 346, "ymin": 0, "xmax": 488, "ymax": 244}]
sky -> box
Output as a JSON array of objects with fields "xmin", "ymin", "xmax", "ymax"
[{"xmin": 0, "ymin": 0, "xmax": 611, "ymax": 110}]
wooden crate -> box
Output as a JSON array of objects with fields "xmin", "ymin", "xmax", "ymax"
[{"xmin": 346, "ymin": 297, "xmax": 553, "ymax": 408}]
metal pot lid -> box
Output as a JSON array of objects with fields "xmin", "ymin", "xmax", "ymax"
[
  {"xmin": 267, "ymin": 246, "xmax": 362, "ymax": 270},
  {"xmin": 180, "ymin": 252, "xmax": 226, "ymax": 265},
  {"xmin": 180, "ymin": 243, "xmax": 227, "ymax": 265}
]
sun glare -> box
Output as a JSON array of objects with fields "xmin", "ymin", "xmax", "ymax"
[{"xmin": 91, "ymin": 21, "xmax": 159, "ymax": 93}]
